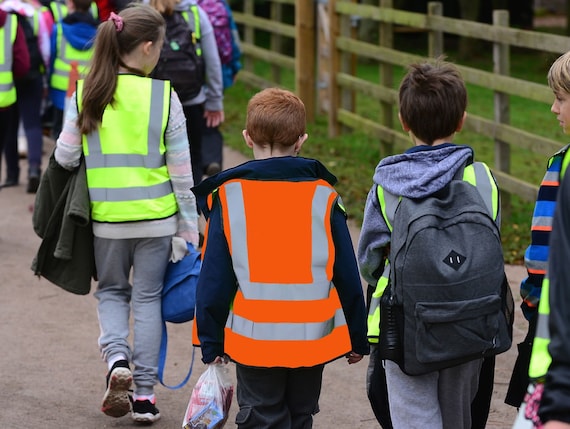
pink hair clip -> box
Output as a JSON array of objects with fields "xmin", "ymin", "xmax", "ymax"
[{"xmin": 109, "ymin": 12, "xmax": 123, "ymax": 32}]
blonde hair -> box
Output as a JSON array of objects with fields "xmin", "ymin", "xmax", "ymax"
[
  {"xmin": 148, "ymin": 0, "xmax": 179, "ymax": 16},
  {"xmin": 548, "ymin": 51, "xmax": 570, "ymax": 96}
]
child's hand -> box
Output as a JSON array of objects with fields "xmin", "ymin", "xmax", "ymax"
[
  {"xmin": 345, "ymin": 352, "xmax": 363, "ymax": 364},
  {"xmin": 204, "ymin": 110, "xmax": 224, "ymax": 128},
  {"xmin": 211, "ymin": 355, "xmax": 230, "ymax": 365}
]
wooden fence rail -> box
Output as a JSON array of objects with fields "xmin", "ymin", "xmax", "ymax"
[{"xmin": 230, "ymin": 0, "xmax": 570, "ymax": 205}]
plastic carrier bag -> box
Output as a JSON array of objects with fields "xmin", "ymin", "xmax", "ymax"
[{"xmin": 183, "ymin": 364, "xmax": 234, "ymax": 429}]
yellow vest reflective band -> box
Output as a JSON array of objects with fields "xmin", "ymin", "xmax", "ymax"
[
  {"xmin": 50, "ymin": 2, "xmax": 98, "ymax": 22},
  {"xmin": 182, "ymin": 7, "xmax": 202, "ymax": 56},
  {"xmin": 219, "ymin": 179, "xmax": 351, "ymax": 367},
  {"xmin": 78, "ymin": 75, "xmax": 177, "ymax": 222},
  {"xmin": 528, "ymin": 276, "xmax": 552, "ymax": 380},
  {"xmin": 368, "ymin": 162, "xmax": 499, "ymax": 342},
  {"xmin": 50, "ymin": 23, "xmax": 92, "ymax": 91},
  {"xmin": 367, "ymin": 260, "xmax": 390, "ymax": 343},
  {"xmin": 0, "ymin": 14, "xmax": 17, "ymax": 108}
]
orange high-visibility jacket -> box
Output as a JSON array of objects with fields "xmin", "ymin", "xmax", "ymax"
[{"xmin": 199, "ymin": 177, "xmax": 352, "ymax": 368}]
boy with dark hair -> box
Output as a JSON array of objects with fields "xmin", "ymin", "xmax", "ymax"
[
  {"xmin": 192, "ymin": 87, "xmax": 369, "ymax": 428},
  {"xmin": 358, "ymin": 59, "xmax": 503, "ymax": 428}
]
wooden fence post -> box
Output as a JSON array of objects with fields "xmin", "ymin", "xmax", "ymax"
[
  {"xmin": 296, "ymin": 0, "xmax": 316, "ymax": 122},
  {"xmin": 317, "ymin": 0, "xmax": 331, "ymax": 114},
  {"xmin": 379, "ymin": 0, "xmax": 394, "ymax": 156},
  {"xmin": 428, "ymin": 2, "xmax": 443, "ymax": 58},
  {"xmin": 493, "ymin": 9, "xmax": 511, "ymax": 217},
  {"xmin": 270, "ymin": 1, "xmax": 283, "ymax": 84},
  {"xmin": 328, "ymin": 0, "xmax": 340, "ymax": 137},
  {"xmin": 243, "ymin": 0, "xmax": 254, "ymax": 74}
]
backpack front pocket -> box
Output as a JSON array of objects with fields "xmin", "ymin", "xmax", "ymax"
[{"xmin": 414, "ymin": 294, "xmax": 501, "ymax": 365}]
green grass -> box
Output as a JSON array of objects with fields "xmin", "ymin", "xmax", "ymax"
[{"xmin": 220, "ymin": 43, "xmax": 568, "ymax": 265}]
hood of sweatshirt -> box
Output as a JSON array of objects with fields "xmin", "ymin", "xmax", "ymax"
[
  {"xmin": 174, "ymin": 0, "xmax": 198, "ymax": 11},
  {"xmin": 373, "ymin": 143, "xmax": 474, "ymax": 199},
  {"xmin": 61, "ymin": 12, "xmax": 97, "ymax": 50}
]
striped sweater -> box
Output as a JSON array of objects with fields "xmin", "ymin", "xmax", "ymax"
[{"xmin": 521, "ymin": 144, "xmax": 570, "ymax": 321}]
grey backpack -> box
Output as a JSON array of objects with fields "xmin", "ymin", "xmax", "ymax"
[{"xmin": 379, "ymin": 162, "xmax": 514, "ymax": 376}]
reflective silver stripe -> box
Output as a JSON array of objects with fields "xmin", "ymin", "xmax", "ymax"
[
  {"xmin": 543, "ymin": 170, "xmax": 560, "ymax": 183},
  {"xmin": 471, "ymin": 162, "xmax": 494, "ymax": 217},
  {"xmin": 226, "ymin": 308, "xmax": 347, "ymax": 340},
  {"xmin": 0, "ymin": 15, "xmax": 14, "ymax": 79},
  {"xmin": 225, "ymin": 181, "xmax": 336, "ymax": 301},
  {"xmin": 89, "ymin": 180, "xmax": 173, "ymax": 202},
  {"xmin": 532, "ymin": 216, "xmax": 554, "ymax": 229},
  {"xmin": 82, "ymin": 152, "xmax": 165, "ymax": 169},
  {"xmin": 535, "ymin": 309, "xmax": 550, "ymax": 341},
  {"xmin": 311, "ymin": 185, "xmax": 335, "ymax": 286},
  {"xmin": 224, "ymin": 181, "xmax": 250, "ymax": 285},
  {"xmin": 526, "ymin": 259, "xmax": 548, "ymax": 272},
  {"xmin": 52, "ymin": 2, "xmax": 65, "ymax": 21},
  {"xmin": 148, "ymin": 79, "xmax": 165, "ymax": 146},
  {"xmin": 235, "ymin": 280, "xmax": 333, "ymax": 301},
  {"xmin": 85, "ymin": 80, "xmax": 165, "ymax": 168},
  {"xmin": 56, "ymin": 27, "xmax": 90, "ymax": 69}
]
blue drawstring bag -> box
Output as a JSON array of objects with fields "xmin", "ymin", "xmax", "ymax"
[
  {"xmin": 159, "ymin": 242, "xmax": 201, "ymax": 389},
  {"xmin": 162, "ymin": 243, "xmax": 201, "ymax": 323}
]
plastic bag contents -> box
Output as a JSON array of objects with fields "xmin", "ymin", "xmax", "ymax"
[{"xmin": 183, "ymin": 363, "xmax": 234, "ymax": 429}]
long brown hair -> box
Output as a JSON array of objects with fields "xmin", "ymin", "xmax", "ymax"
[{"xmin": 77, "ymin": 3, "xmax": 165, "ymax": 135}]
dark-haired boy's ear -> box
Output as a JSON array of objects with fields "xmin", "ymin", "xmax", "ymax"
[
  {"xmin": 398, "ymin": 112, "xmax": 410, "ymax": 131},
  {"xmin": 456, "ymin": 111, "xmax": 467, "ymax": 132}
]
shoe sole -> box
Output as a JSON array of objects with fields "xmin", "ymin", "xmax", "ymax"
[
  {"xmin": 132, "ymin": 411, "xmax": 161, "ymax": 424},
  {"xmin": 101, "ymin": 367, "xmax": 132, "ymax": 418}
]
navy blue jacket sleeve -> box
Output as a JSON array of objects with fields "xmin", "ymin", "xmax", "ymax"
[
  {"xmin": 331, "ymin": 203, "xmax": 370, "ymax": 356},
  {"xmin": 195, "ymin": 198, "xmax": 237, "ymax": 364},
  {"xmin": 539, "ymin": 170, "xmax": 570, "ymax": 424}
]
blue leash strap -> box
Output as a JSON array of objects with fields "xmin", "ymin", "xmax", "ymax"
[{"xmin": 158, "ymin": 321, "xmax": 196, "ymax": 389}]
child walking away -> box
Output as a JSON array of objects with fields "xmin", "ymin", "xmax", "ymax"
[
  {"xmin": 358, "ymin": 59, "xmax": 513, "ymax": 429},
  {"xmin": 198, "ymin": 0, "xmax": 242, "ymax": 177},
  {"xmin": 0, "ymin": 0, "xmax": 53, "ymax": 192},
  {"xmin": 149, "ymin": 0, "xmax": 224, "ymax": 187},
  {"xmin": 52, "ymin": 4, "xmax": 199, "ymax": 424},
  {"xmin": 48, "ymin": 0, "xmax": 97, "ymax": 141},
  {"xmin": 0, "ymin": 8, "xmax": 30, "ymax": 188},
  {"xmin": 192, "ymin": 88, "xmax": 369, "ymax": 428}
]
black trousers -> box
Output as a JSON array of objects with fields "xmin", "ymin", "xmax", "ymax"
[{"xmin": 235, "ymin": 363, "xmax": 324, "ymax": 429}]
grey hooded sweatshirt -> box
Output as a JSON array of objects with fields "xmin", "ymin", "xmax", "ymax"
[{"xmin": 357, "ymin": 143, "xmax": 474, "ymax": 286}]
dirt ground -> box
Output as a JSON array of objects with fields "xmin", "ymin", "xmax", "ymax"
[{"xmin": 0, "ymin": 138, "xmax": 527, "ymax": 428}]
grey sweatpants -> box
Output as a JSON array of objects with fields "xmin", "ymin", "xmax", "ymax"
[
  {"xmin": 94, "ymin": 236, "xmax": 171, "ymax": 396},
  {"xmin": 385, "ymin": 358, "xmax": 482, "ymax": 429}
]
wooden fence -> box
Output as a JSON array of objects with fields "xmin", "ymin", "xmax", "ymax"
[{"xmin": 230, "ymin": 0, "xmax": 570, "ymax": 204}]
